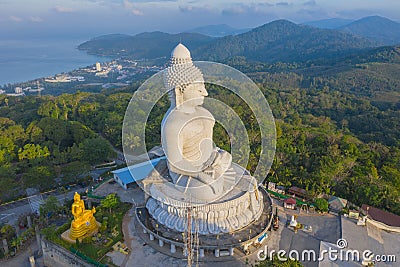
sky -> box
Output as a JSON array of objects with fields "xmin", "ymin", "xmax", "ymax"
[{"xmin": 1, "ymin": 0, "xmax": 400, "ymax": 40}]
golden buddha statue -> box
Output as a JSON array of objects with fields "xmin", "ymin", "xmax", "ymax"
[{"xmin": 69, "ymin": 192, "xmax": 99, "ymax": 240}]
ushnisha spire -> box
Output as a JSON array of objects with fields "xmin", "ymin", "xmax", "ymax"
[{"xmin": 164, "ymin": 43, "xmax": 204, "ymax": 92}]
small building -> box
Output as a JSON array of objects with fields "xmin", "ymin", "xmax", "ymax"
[
  {"xmin": 288, "ymin": 186, "xmax": 308, "ymax": 199},
  {"xmin": 284, "ymin": 198, "xmax": 296, "ymax": 210},
  {"xmin": 15, "ymin": 87, "xmax": 23, "ymax": 94},
  {"xmin": 112, "ymin": 157, "xmax": 165, "ymax": 190},
  {"xmin": 328, "ymin": 196, "xmax": 348, "ymax": 213},
  {"xmin": 267, "ymin": 182, "xmax": 276, "ymax": 191},
  {"xmin": 348, "ymin": 210, "xmax": 359, "ymax": 219},
  {"xmin": 95, "ymin": 62, "xmax": 101, "ymax": 71},
  {"xmin": 361, "ymin": 204, "xmax": 400, "ymax": 232}
]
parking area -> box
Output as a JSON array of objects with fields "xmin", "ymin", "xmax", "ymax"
[
  {"xmin": 276, "ymin": 207, "xmax": 341, "ymax": 267},
  {"xmin": 93, "ymin": 180, "xmax": 145, "ymax": 205},
  {"xmin": 342, "ymin": 217, "xmax": 399, "ymax": 266}
]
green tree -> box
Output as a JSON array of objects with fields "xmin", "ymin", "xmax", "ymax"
[
  {"xmin": 61, "ymin": 161, "xmax": 91, "ymax": 183},
  {"xmin": 39, "ymin": 196, "xmax": 60, "ymax": 218},
  {"xmin": 18, "ymin": 144, "xmax": 50, "ymax": 161},
  {"xmin": 69, "ymin": 121, "xmax": 94, "ymax": 144},
  {"xmin": 314, "ymin": 198, "xmax": 329, "ymax": 212},
  {"xmin": 26, "ymin": 122, "xmax": 44, "ymax": 143},
  {"xmin": 79, "ymin": 138, "xmax": 114, "ymax": 164},
  {"xmin": 37, "ymin": 117, "xmax": 69, "ymax": 147},
  {"xmin": 2, "ymin": 125, "xmax": 27, "ymax": 147},
  {"xmin": 23, "ymin": 166, "xmax": 55, "ymax": 190},
  {"xmin": 256, "ymin": 255, "xmax": 303, "ymax": 266},
  {"xmin": 0, "ymin": 164, "xmax": 17, "ymax": 203},
  {"xmin": 0, "ymin": 137, "xmax": 15, "ymax": 163},
  {"xmin": 0, "ymin": 225, "xmax": 15, "ymax": 242},
  {"xmin": 101, "ymin": 193, "xmax": 120, "ymax": 213}
]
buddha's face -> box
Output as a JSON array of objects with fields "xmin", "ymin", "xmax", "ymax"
[{"xmin": 182, "ymin": 82, "xmax": 208, "ymax": 106}]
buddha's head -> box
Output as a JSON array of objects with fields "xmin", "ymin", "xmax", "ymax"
[
  {"xmin": 74, "ymin": 192, "xmax": 81, "ymax": 202},
  {"xmin": 164, "ymin": 43, "xmax": 207, "ymax": 109}
]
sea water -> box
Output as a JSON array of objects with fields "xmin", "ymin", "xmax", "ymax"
[{"xmin": 0, "ymin": 38, "xmax": 110, "ymax": 86}]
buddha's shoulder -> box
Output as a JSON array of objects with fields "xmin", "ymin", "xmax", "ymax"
[
  {"xmin": 162, "ymin": 112, "xmax": 185, "ymax": 131},
  {"xmin": 195, "ymin": 107, "xmax": 214, "ymax": 118}
]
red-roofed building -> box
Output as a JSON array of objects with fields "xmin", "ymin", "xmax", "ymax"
[
  {"xmin": 361, "ymin": 204, "xmax": 400, "ymax": 232},
  {"xmin": 284, "ymin": 198, "xmax": 297, "ymax": 210},
  {"xmin": 288, "ymin": 186, "xmax": 309, "ymax": 200}
]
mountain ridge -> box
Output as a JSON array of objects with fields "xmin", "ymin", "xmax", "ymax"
[
  {"xmin": 193, "ymin": 19, "xmax": 376, "ymax": 63},
  {"xmin": 185, "ymin": 24, "xmax": 250, "ymax": 37},
  {"xmin": 302, "ymin": 18, "xmax": 355, "ymax": 29},
  {"xmin": 338, "ymin": 16, "xmax": 400, "ymax": 45},
  {"xmin": 78, "ymin": 18, "xmax": 396, "ymax": 63},
  {"xmin": 78, "ymin": 32, "xmax": 214, "ymax": 59}
]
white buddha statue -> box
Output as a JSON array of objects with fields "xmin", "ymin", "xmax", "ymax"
[
  {"xmin": 161, "ymin": 44, "xmax": 232, "ymax": 200},
  {"xmin": 144, "ymin": 44, "xmax": 265, "ymax": 235}
]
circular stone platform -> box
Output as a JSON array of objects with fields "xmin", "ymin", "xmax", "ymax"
[
  {"xmin": 141, "ymin": 159, "xmax": 266, "ymax": 235},
  {"xmin": 135, "ymin": 186, "xmax": 273, "ymax": 260}
]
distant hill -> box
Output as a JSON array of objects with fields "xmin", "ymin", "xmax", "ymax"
[
  {"xmin": 193, "ymin": 20, "xmax": 376, "ymax": 63},
  {"xmin": 90, "ymin": 34, "xmax": 131, "ymax": 40},
  {"xmin": 78, "ymin": 19, "xmax": 381, "ymax": 63},
  {"xmin": 347, "ymin": 45, "xmax": 400, "ymax": 64},
  {"xmin": 338, "ymin": 16, "xmax": 400, "ymax": 45},
  {"xmin": 302, "ymin": 18, "xmax": 354, "ymax": 29},
  {"xmin": 185, "ymin": 24, "xmax": 250, "ymax": 37},
  {"xmin": 78, "ymin": 32, "xmax": 214, "ymax": 59}
]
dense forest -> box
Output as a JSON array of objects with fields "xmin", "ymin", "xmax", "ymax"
[
  {"xmin": 1, "ymin": 17, "xmax": 400, "ymax": 214},
  {"xmin": 0, "ymin": 94, "xmax": 115, "ymax": 202},
  {"xmin": 1, "ymin": 56, "xmax": 399, "ymax": 214}
]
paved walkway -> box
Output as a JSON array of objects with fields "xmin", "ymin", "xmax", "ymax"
[
  {"xmin": 120, "ymin": 208, "xmax": 135, "ymax": 267},
  {"xmin": 96, "ymin": 182, "xmax": 275, "ymax": 266},
  {"xmin": 98, "ymin": 183, "xmax": 350, "ymax": 267},
  {"xmin": 1, "ymin": 241, "xmax": 45, "ymax": 267},
  {"xmin": 94, "ymin": 181, "xmax": 145, "ymax": 204},
  {"xmin": 104, "ymin": 202, "xmax": 256, "ymax": 267}
]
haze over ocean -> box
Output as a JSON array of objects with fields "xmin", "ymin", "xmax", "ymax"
[{"xmin": 0, "ymin": 38, "xmax": 110, "ymax": 86}]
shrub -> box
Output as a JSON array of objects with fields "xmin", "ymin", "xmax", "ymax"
[
  {"xmin": 82, "ymin": 236, "xmax": 92, "ymax": 244},
  {"xmin": 314, "ymin": 198, "xmax": 329, "ymax": 212}
]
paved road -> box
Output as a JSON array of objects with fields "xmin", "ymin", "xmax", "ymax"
[{"xmin": 0, "ymin": 185, "xmax": 87, "ymax": 226}]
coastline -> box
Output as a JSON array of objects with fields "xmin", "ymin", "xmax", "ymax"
[{"xmin": 0, "ymin": 38, "xmax": 112, "ymax": 86}]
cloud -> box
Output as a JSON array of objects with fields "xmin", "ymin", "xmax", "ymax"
[
  {"xmin": 131, "ymin": 9, "xmax": 144, "ymax": 15},
  {"xmin": 131, "ymin": 0, "xmax": 176, "ymax": 2},
  {"xmin": 29, "ymin": 16, "xmax": 44, "ymax": 22},
  {"xmin": 123, "ymin": 0, "xmax": 144, "ymax": 16},
  {"xmin": 53, "ymin": 6, "xmax": 74, "ymax": 13},
  {"xmin": 221, "ymin": 6, "xmax": 246, "ymax": 15},
  {"xmin": 221, "ymin": 3, "xmax": 273, "ymax": 16},
  {"xmin": 179, "ymin": 5, "xmax": 213, "ymax": 13},
  {"xmin": 303, "ymin": 0, "xmax": 317, "ymax": 6},
  {"xmin": 276, "ymin": 2, "xmax": 290, "ymax": 6},
  {"xmin": 9, "ymin": 15, "xmax": 22, "ymax": 22},
  {"xmin": 123, "ymin": 0, "xmax": 134, "ymax": 9}
]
